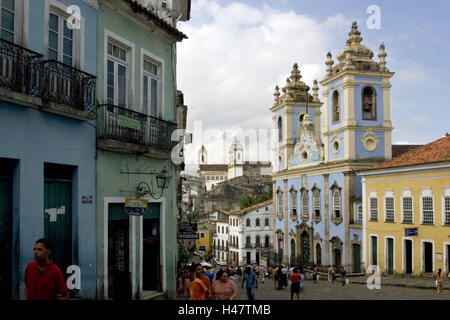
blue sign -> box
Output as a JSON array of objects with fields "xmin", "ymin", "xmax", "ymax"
[{"xmin": 405, "ymin": 228, "xmax": 418, "ymax": 236}]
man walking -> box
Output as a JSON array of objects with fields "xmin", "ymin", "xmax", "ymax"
[
  {"xmin": 241, "ymin": 266, "xmax": 258, "ymax": 300},
  {"xmin": 194, "ymin": 263, "xmax": 212, "ymax": 299},
  {"xmin": 183, "ymin": 265, "xmax": 209, "ymax": 300},
  {"xmin": 24, "ymin": 238, "xmax": 68, "ymax": 300},
  {"xmin": 259, "ymin": 265, "xmax": 265, "ymax": 283}
]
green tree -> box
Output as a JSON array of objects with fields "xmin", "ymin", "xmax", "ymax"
[{"xmin": 239, "ymin": 182, "xmax": 273, "ymax": 209}]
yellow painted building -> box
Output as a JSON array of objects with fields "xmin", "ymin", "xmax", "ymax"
[
  {"xmin": 360, "ymin": 136, "xmax": 450, "ymax": 277},
  {"xmin": 195, "ymin": 230, "xmax": 213, "ymax": 254}
]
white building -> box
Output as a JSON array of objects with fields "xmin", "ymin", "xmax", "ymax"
[
  {"xmin": 229, "ymin": 200, "xmax": 274, "ymax": 266},
  {"xmin": 213, "ymin": 219, "xmax": 229, "ymax": 265}
]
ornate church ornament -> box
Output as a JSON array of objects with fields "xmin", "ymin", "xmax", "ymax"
[
  {"xmin": 330, "ymin": 182, "xmax": 343, "ymax": 226},
  {"xmin": 331, "ymin": 134, "xmax": 342, "ymax": 154},
  {"xmin": 279, "ymin": 63, "xmax": 313, "ymax": 103},
  {"xmin": 361, "ymin": 129, "xmax": 380, "ymax": 152},
  {"xmin": 311, "ymin": 183, "xmax": 322, "ymax": 224},
  {"xmin": 276, "ymin": 187, "xmax": 284, "ymax": 220},
  {"xmin": 302, "ymin": 113, "xmax": 314, "ymax": 140},
  {"xmin": 378, "ymin": 43, "xmax": 388, "ymax": 72},
  {"xmin": 325, "ymin": 52, "xmax": 334, "ymax": 76},
  {"xmin": 273, "ymin": 85, "xmax": 281, "ymax": 106},
  {"xmin": 312, "ymin": 80, "xmax": 320, "ymax": 103},
  {"xmin": 289, "ymin": 186, "xmax": 298, "ymax": 221},
  {"xmin": 300, "ymin": 187, "xmax": 309, "ymax": 223}
]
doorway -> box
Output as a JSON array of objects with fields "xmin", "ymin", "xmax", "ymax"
[
  {"xmin": 0, "ymin": 159, "xmax": 13, "ymax": 300},
  {"xmin": 143, "ymin": 219, "xmax": 160, "ymax": 292},
  {"xmin": 404, "ymin": 239, "xmax": 413, "ymax": 274},
  {"xmin": 423, "ymin": 242, "xmax": 433, "ymax": 273},
  {"xmin": 246, "ymin": 252, "xmax": 251, "ymax": 265},
  {"xmin": 371, "ymin": 236, "xmax": 378, "ymax": 266},
  {"xmin": 353, "ymin": 244, "xmax": 361, "ymax": 273},
  {"xmin": 301, "ymin": 232, "xmax": 310, "ymax": 266},
  {"xmin": 256, "ymin": 252, "xmax": 260, "ymax": 265},
  {"xmin": 446, "ymin": 244, "xmax": 450, "ymax": 276},
  {"xmin": 108, "ymin": 203, "xmax": 131, "ymax": 300},
  {"xmin": 334, "ymin": 249, "xmax": 341, "ymax": 270},
  {"xmin": 44, "ymin": 163, "xmax": 73, "ymax": 277},
  {"xmin": 386, "ymin": 238, "xmax": 394, "ymax": 275}
]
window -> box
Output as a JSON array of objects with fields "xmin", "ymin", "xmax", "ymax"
[
  {"xmin": 356, "ymin": 205, "xmax": 363, "ymax": 223},
  {"xmin": 256, "ymin": 236, "xmax": 260, "ymax": 247},
  {"xmin": 1, "ymin": 0, "xmax": 14, "ymax": 42},
  {"xmin": 255, "ymin": 218, "xmax": 260, "ymax": 227},
  {"xmin": 332, "ymin": 90, "xmax": 340, "ymax": 123},
  {"xmin": 217, "ymin": 226, "xmax": 219, "ymax": 233},
  {"xmin": 362, "ymin": 86, "xmax": 376, "ymax": 120},
  {"xmin": 313, "ymin": 190, "xmax": 321, "ymax": 218},
  {"xmin": 402, "ymin": 197, "xmax": 413, "ymax": 224},
  {"xmin": 278, "ymin": 117, "xmax": 283, "ymax": 142},
  {"xmin": 265, "ymin": 206, "xmax": 268, "ymax": 211},
  {"xmin": 48, "ymin": 12, "xmax": 73, "ymax": 66},
  {"xmin": 246, "ymin": 236, "xmax": 251, "ymax": 245},
  {"xmin": 226, "ymin": 227, "xmax": 228, "ymax": 233},
  {"xmin": 385, "ymin": 197, "xmax": 395, "ymax": 222},
  {"xmin": 221, "ymin": 226, "xmax": 224, "ymax": 233},
  {"xmin": 290, "ymin": 190, "xmax": 297, "ymax": 216},
  {"xmin": 265, "ymin": 235, "xmax": 270, "ymax": 247},
  {"xmin": 201, "ymin": 233, "xmax": 204, "ymax": 238},
  {"xmin": 301, "ymin": 190, "xmax": 309, "ymax": 218},
  {"xmin": 246, "ymin": 219, "xmax": 250, "ymax": 227},
  {"xmin": 371, "ymin": 236, "xmax": 378, "ymax": 266},
  {"xmin": 422, "ymin": 196, "xmax": 434, "ymax": 225},
  {"xmin": 277, "ymin": 192, "xmax": 283, "ymax": 219},
  {"xmin": 265, "ymin": 218, "xmax": 269, "ymax": 226},
  {"xmin": 445, "ymin": 197, "xmax": 450, "ymax": 226},
  {"xmin": 142, "ymin": 58, "xmax": 161, "ymax": 116},
  {"xmin": 107, "ymin": 42, "xmax": 128, "ymax": 107},
  {"xmin": 370, "ymin": 197, "xmax": 378, "ymax": 221},
  {"xmin": 332, "ymin": 190, "xmax": 341, "ymax": 218}
]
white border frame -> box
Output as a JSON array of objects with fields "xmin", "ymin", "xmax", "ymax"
[
  {"xmin": 140, "ymin": 48, "xmax": 165, "ymax": 118},
  {"xmin": 421, "ymin": 239, "xmax": 435, "ymax": 273},
  {"xmin": 384, "ymin": 236, "xmax": 395, "ymax": 275},
  {"xmin": 401, "ymin": 237, "xmax": 414, "ymax": 275},
  {"xmin": 103, "ymin": 29, "xmax": 135, "ymax": 107}
]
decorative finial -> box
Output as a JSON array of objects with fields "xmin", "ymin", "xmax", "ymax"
[
  {"xmin": 312, "ymin": 80, "xmax": 319, "ymax": 103},
  {"xmin": 325, "ymin": 52, "xmax": 334, "ymax": 76},
  {"xmin": 273, "ymin": 85, "xmax": 280, "ymax": 105},
  {"xmin": 378, "ymin": 43, "xmax": 387, "ymax": 71},
  {"xmin": 290, "ymin": 63, "xmax": 302, "ymax": 82}
]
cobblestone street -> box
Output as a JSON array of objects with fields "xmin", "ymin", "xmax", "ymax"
[{"xmin": 233, "ymin": 276, "xmax": 450, "ymax": 300}]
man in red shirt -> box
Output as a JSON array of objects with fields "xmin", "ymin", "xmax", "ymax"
[
  {"xmin": 24, "ymin": 238, "xmax": 69, "ymax": 300},
  {"xmin": 194, "ymin": 263, "xmax": 212, "ymax": 300}
]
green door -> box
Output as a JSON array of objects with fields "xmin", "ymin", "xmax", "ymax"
[
  {"xmin": 44, "ymin": 174, "xmax": 72, "ymax": 276},
  {"xmin": 0, "ymin": 161, "xmax": 13, "ymax": 300},
  {"xmin": 316, "ymin": 244, "xmax": 322, "ymax": 266},
  {"xmin": 387, "ymin": 238, "xmax": 394, "ymax": 275},
  {"xmin": 353, "ymin": 244, "xmax": 361, "ymax": 273},
  {"xmin": 371, "ymin": 236, "xmax": 377, "ymax": 266}
]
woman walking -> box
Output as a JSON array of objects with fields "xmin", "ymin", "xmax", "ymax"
[
  {"xmin": 341, "ymin": 267, "xmax": 347, "ymax": 287},
  {"xmin": 212, "ymin": 270, "xmax": 238, "ymax": 300},
  {"xmin": 435, "ymin": 268, "xmax": 444, "ymax": 293},
  {"xmin": 289, "ymin": 268, "xmax": 301, "ymax": 300}
]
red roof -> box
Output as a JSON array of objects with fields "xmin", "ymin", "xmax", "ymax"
[{"xmin": 373, "ymin": 135, "xmax": 450, "ymax": 169}]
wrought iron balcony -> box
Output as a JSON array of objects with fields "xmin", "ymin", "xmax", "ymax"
[
  {"xmin": 42, "ymin": 60, "xmax": 96, "ymax": 116},
  {"xmin": 0, "ymin": 38, "xmax": 42, "ymax": 97},
  {"xmin": 97, "ymin": 104, "xmax": 177, "ymax": 152}
]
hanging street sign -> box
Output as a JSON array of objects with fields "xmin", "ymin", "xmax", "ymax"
[
  {"xmin": 124, "ymin": 198, "xmax": 148, "ymax": 216},
  {"xmin": 179, "ymin": 223, "xmax": 197, "ymax": 233},
  {"xmin": 177, "ymin": 233, "xmax": 199, "ymax": 240},
  {"xmin": 118, "ymin": 115, "xmax": 140, "ymax": 131}
]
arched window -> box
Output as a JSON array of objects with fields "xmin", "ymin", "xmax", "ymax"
[
  {"xmin": 362, "ymin": 86, "xmax": 376, "ymax": 120},
  {"xmin": 277, "ymin": 191, "xmax": 283, "ymax": 219},
  {"xmin": 333, "ymin": 189, "xmax": 341, "ymax": 218},
  {"xmin": 246, "ymin": 236, "xmax": 251, "ymax": 246},
  {"xmin": 265, "ymin": 235, "xmax": 270, "ymax": 247},
  {"xmin": 290, "ymin": 189, "xmax": 298, "ymax": 216},
  {"xmin": 301, "ymin": 190, "xmax": 309, "ymax": 218},
  {"xmin": 246, "ymin": 218, "xmax": 250, "ymax": 227},
  {"xmin": 256, "ymin": 235, "xmax": 260, "ymax": 247},
  {"xmin": 313, "ymin": 190, "xmax": 321, "ymax": 218},
  {"xmin": 222, "ymin": 226, "xmax": 224, "ymax": 233},
  {"xmin": 226, "ymin": 227, "xmax": 229, "ymax": 233},
  {"xmin": 255, "ymin": 218, "xmax": 260, "ymax": 227},
  {"xmin": 278, "ymin": 116, "xmax": 283, "ymax": 142},
  {"xmin": 265, "ymin": 218, "xmax": 269, "ymax": 226},
  {"xmin": 332, "ymin": 90, "xmax": 340, "ymax": 123},
  {"xmin": 316, "ymin": 243, "xmax": 322, "ymax": 265},
  {"xmin": 290, "ymin": 239, "xmax": 296, "ymax": 263}
]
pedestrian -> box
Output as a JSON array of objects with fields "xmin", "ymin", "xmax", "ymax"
[
  {"xmin": 241, "ymin": 266, "xmax": 258, "ymax": 300},
  {"xmin": 212, "ymin": 270, "xmax": 238, "ymax": 300},
  {"xmin": 299, "ymin": 267, "xmax": 305, "ymax": 294},
  {"xmin": 331, "ymin": 265, "xmax": 336, "ymax": 283},
  {"xmin": 177, "ymin": 268, "xmax": 187, "ymax": 298},
  {"xmin": 268, "ymin": 266, "xmax": 273, "ymax": 279},
  {"xmin": 281, "ymin": 265, "xmax": 288, "ymax": 287},
  {"xmin": 259, "ymin": 265, "xmax": 265, "ymax": 283},
  {"xmin": 24, "ymin": 238, "xmax": 69, "ymax": 300},
  {"xmin": 194, "ymin": 263, "xmax": 212, "ymax": 299},
  {"xmin": 229, "ymin": 270, "xmax": 236, "ymax": 281},
  {"xmin": 328, "ymin": 265, "xmax": 332, "ymax": 282},
  {"xmin": 237, "ymin": 266, "xmax": 243, "ymax": 280},
  {"xmin": 312, "ymin": 264, "xmax": 318, "ymax": 283},
  {"xmin": 183, "ymin": 264, "xmax": 209, "ymax": 300},
  {"xmin": 341, "ymin": 267, "xmax": 347, "ymax": 287},
  {"xmin": 435, "ymin": 268, "xmax": 444, "ymax": 293},
  {"xmin": 204, "ymin": 266, "xmax": 215, "ymax": 287},
  {"xmin": 273, "ymin": 265, "xmax": 278, "ymax": 289},
  {"xmin": 289, "ymin": 268, "xmax": 301, "ymax": 300},
  {"xmin": 276, "ymin": 265, "xmax": 283, "ymax": 290}
]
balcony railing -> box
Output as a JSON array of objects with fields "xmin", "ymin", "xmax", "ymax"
[
  {"xmin": 0, "ymin": 38, "xmax": 42, "ymax": 96},
  {"xmin": 42, "ymin": 60, "xmax": 96, "ymax": 115},
  {"xmin": 97, "ymin": 104, "xmax": 177, "ymax": 152}
]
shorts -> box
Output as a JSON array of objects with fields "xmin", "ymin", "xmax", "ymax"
[{"xmin": 291, "ymin": 282, "xmax": 300, "ymax": 293}]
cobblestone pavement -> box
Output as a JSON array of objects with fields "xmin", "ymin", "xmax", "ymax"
[{"xmin": 232, "ymin": 276, "xmax": 450, "ymax": 300}]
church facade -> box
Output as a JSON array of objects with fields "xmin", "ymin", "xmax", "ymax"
[{"xmin": 271, "ymin": 22, "xmax": 394, "ymax": 273}]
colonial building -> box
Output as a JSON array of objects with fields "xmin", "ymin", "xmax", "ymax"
[
  {"xmin": 95, "ymin": 0, "xmax": 190, "ymax": 300},
  {"xmin": 360, "ymin": 135, "xmax": 450, "ymax": 277},
  {"xmin": 271, "ymin": 22, "xmax": 395, "ymax": 272},
  {"xmin": 228, "ymin": 200, "xmax": 274, "ymax": 266},
  {"xmin": 213, "ymin": 218, "xmax": 230, "ymax": 265},
  {"xmin": 197, "ymin": 140, "xmax": 272, "ymax": 191},
  {"xmin": 0, "ymin": 0, "xmax": 98, "ymax": 300}
]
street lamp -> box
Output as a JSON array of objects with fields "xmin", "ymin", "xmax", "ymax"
[{"xmin": 136, "ymin": 167, "xmax": 172, "ymax": 200}]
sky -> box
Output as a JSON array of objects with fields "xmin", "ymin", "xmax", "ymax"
[{"xmin": 176, "ymin": 0, "xmax": 450, "ymax": 173}]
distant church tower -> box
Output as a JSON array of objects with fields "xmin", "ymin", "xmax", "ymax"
[
  {"xmin": 228, "ymin": 138, "xmax": 244, "ymax": 179},
  {"xmin": 198, "ymin": 145, "xmax": 208, "ymax": 164},
  {"xmin": 320, "ymin": 21, "xmax": 394, "ymax": 163}
]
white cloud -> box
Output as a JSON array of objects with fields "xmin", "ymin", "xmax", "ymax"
[{"xmin": 177, "ymin": 0, "xmax": 350, "ymax": 164}]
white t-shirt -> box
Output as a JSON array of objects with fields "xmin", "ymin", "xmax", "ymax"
[
  {"xmin": 281, "ymin": 268, "xmax": 287, "ymax": 274},
  {"xmin": 259, "ymin": 266, "xmax": 265, "ymax": 273}
]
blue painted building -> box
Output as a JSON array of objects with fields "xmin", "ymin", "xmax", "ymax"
[
  {"xmin": 271, "ymin": 22, "xmax": 394, "ymax": 273},
  {"xmin": 0, "ymin": 0, "xmax": 97, "ymax": 299}
]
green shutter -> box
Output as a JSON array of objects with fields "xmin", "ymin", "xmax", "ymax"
[
  {"xmin": 0, "ymin": 172, "xmax": 12, "ymax": 299},
  {"xmin": 387, "ymin": 239, "xmax": 394, "ymax": 275},
  {"xmin": 372, "ymin": 237, "xmax": 377, "ymax": 266},
  {"xmin": 353, "ymin": 244, "xmax": 361, "ymax": 273}
]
